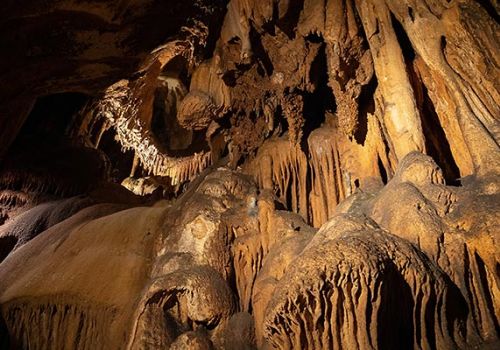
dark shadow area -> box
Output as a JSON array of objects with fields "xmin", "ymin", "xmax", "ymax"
[
  {"xmin": 390, "ymin": 13, "xmax": 415, "ymax": 61},
  {"xmin": 122, "ymin": 0, "xmax": 228, "ymax": 55},
  {"xmin": 10, "ymin": 92, "xmax": 88, "ymax": 150},
  {"xmin": 202, "ymin": 1, "xmax": 230, "ymax": 59},
  {"xmin": 423, "ymin": 289, "xmax": 437, "ymax": 349},
  {"xmin": 476, "ymin": 0, "xmax": 500, "ymax": 23},
  {"xmin": 475, "ymin": 252, "xmax": 500, "ymax": 335},
  {"xmin": 377, "ymin": 264, "xmax": 414, "ymax": 349},
  {"xmin": 0, "ymin": 312, "xmax": 10, "ymax": 350},
  {"xmin": 378, "ymin": 156, "xmax": 388, "ymax": 185},
  {"xmin": 276, "ymin": 0, "xmax": 304, "ymax": 39},
  {"xmin": 98, "ymin": 129, "xmax": 134, "ymax": 182},
  {"xmin": 0, "ymin": 210, "xmax": 6, "ymax": 226},
  {"xmin": 249, "ymin": 26, "xmax": 274, "ymax": 76},
  {"xmin": 301, "ymin": 42, "xmax": 336, "ymax": 151},
  {"xmin": 161, "ymin": 55, "xmax": 191, "ymax": 88},
  {"xmin": 151, "ymin": 87, "xmax": 209, "ymax": 158},
  {"xmin": 419, "ymin": 84, "xmax": 461, "ymax": 185},
  {"xmin": 443, "ymin": 276, "xmax": 469, "ymax": 346},
  {"xmin": 408, "ymin": 7, "xmax": 415, "ymax": 22},
  {"xmin": 304, "ymin": 32, "xmax": 324, "ymax": 43},
  {"xmin": 0, "ymin": 236, "xmax": 17, "ymax": 263},
  {"xmin": 222, "ymin": 69, "xmax": 239, "ymax": 87},
  {"xmin": 0, "ymin": 92, "xmax": 107, "ymax": 196},
  {"xmin": 441, "ymin": 35, "xmax": 447, "ymax": 51},
  {"xmin": 354, "ymin": 75, "xmax": 378, "ymax": 145}
]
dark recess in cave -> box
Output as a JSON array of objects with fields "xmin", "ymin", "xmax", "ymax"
[
  {"xmin": 301, "ymin": 41, "xmax": 336, "ymax": 151},
  {"xmin": 355, "ymin": 75, "xmax": 378, "ymax": 145},
  {"xmin": 152, "ymin": 88, "xmax": 174, "ymax": 151},
  {"xmin": 377, "ymin": 265, "xmax": 414, "ymax": 349},
  {"xmin": 476, "ymin": 0, "xmax": 500, "ymax": 23},
  {"xmin": 378, "ymin": 156, "xmax": 389, "ymax": 185},
  {"xmin": 11, "ymin": 92, "xmax": 88, "ymax": 150},
  {"xmin": 390, "ymin": 13, "xmax": 415, "ymax": 61},
  {"xmin": 151, "ymin": 90, "xmax": 209, "ymax": 158},
  {"xmin": 419, "ymin": 84, "xmax": 461, "ymax": 185},
  {"xmin": 0, "ymin": 92, "xmax": 107, "ymax": 196},
  {"xmin": 161, "ymin": 55, "xmax": 191, "ymax": 89},
  {"xmin": 0, "ymin": 236, "xmax": 17, "ymax": 264},
  {"xmin": 98, "ymin": 129, "xmax": 135, "ymax": 182},
  {"xmin": 276, "ymin": 0, "xmax": 305, "ymax": 39},
  {"xmin": 304, "ymin": 32, "xmax": 324, "ymax": 43},
  {"xmin": 0, "ymin": 312, "xmax": 9, "ymax": 350},
  {"xmin": 250, "ymin": 26, "xmax": 274, "ymax": 76},
  {"xmin": 202, "ymin": 0, "xmax": 230, "ymax": 60},
  {"xmin": 122, "ymin": 0, "xmax": 226, "ymax": 54}
]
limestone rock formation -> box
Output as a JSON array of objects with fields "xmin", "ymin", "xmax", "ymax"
[{"xmin": 0, "ymin": 0, "xmax": 498, "ymax": 349}]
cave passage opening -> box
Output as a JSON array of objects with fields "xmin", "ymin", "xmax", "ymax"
[
  {"xmin": 1, "ymin": 92, "xmax": 91, "ymax": 179},
  {"xmin": 11, "ymin": 92, "xmax": 89, "ymax": 151}
]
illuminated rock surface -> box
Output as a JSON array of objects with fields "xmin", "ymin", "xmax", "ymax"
[{"xmin": 0, "ymin": 0, "xmax": 498, "ymax": 349}]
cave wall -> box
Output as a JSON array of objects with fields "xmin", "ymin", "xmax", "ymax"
[{"xmin": 0, "ymin": 0, "xmax": 498, "ymax": 349}]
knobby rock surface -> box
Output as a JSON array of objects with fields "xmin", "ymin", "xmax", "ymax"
[{"xmin": 0, "ymin": 0, "xmax": 498, "ymax": 349}]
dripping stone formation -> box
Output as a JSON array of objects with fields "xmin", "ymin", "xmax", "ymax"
[{"xmin": 0, "ymin": 0, "xmax": 499, "ymax": 349}]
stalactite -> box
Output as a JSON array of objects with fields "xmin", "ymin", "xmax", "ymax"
[
  {"xmin": 188, "ymin": 59, "xmax": 231, "ymax": 113},
  {"xmin": 246, "ymin": 138, "xmax": 309, "ymax": 220},
  {"xmin": 130, "ymin": 152, "xmax": 140, "ymax": 177},
  {"xmin": 91, "ymin": 80, "xmax": 213, "ymax": 186},
  {"xmin": 72, "ymin": 26, "xmax": 217, "ymax": 188},
  {"xmin": 94, "ymin": 119, "xmax": 111, "ymax": 149},
  {"xmin": 0, "ymin": 190, "xmax": 30, "ymax": 208},
  {"xmin": 307, "ymin": 111, "xmax": 392, "ymax": 227},
  {"xmin": 281, "ymin": 93, "xmax": 305, "ymax": 144},
  {"xmin": 232, "ymin": 233, "xmax": 263, "ymax": 312},
  {"xmin": 355, "ymin": 0, "xmax": 426, "ymax": 160},
  {"xmin": 3, "ymin": 298, "xmax": 116, "ymax": 350},
  {"xmin": 383, "ymin": 0, "xmax": 500, "ymax": 175},
  {"xmin": 333, "ymin": 151, "xmax": 500, "ymax": 346},
  {"xmin": 307, "ymin": 128, "xmax": 344, "ymax": 228},
  {"xmin": 297, "ymin": 0, "xmax": 375, "ymax": 137}
]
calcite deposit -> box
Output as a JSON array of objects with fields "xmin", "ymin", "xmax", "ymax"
[{"xmin": 0, "ymin": 0, "xmax": 498, "ymax": 349}]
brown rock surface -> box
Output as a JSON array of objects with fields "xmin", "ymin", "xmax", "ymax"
[{"xmin": 0, "ymin": 0, "xmax": 498, "ymax": 349}]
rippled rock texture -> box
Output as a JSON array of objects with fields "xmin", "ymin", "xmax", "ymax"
[{"xmin": 0, "ymin": 0, "xmax": 498, "ymax": 349}]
